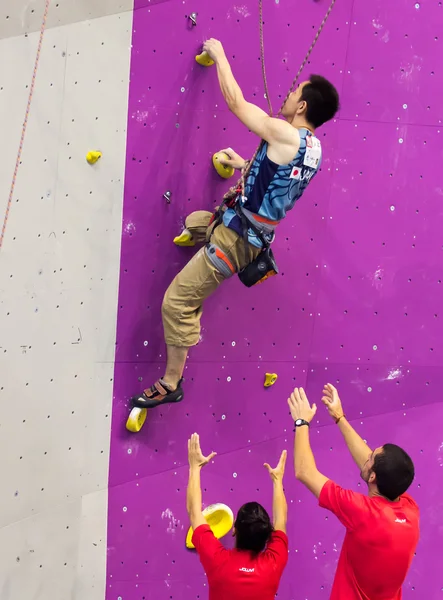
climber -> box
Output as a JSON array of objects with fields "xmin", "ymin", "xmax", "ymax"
[
  {"xmin": 130, "ymin": 38, "xmax": 339, "ymax": 409},
  {"xmin": 187, "ymin": 433, "xmax": 288, "ymax": 600},
  {"xmin": 288, "ymin": 384, "xmax": 419, "ymax": 600}
]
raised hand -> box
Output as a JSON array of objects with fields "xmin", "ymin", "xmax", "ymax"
[
  {"xmin": 188, "ymin": 433, "xmax": 217, "ymax": 469},
  {"xmin": 321, "ymin": 383, "xmax": 345, "ymax": 423},
  {"xmin": 264, "ymin": 450, "xmax": 287, "ymax": 483},
  {"xmin": 288, "ymin": 387, "xmax": 317, "ymax": 423}
]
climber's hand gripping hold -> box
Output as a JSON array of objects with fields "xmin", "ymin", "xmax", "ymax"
[
  {"xmin": 202, "ymin": 38, "xmax": 226, "ymax": 64},
  {"xmin": 217, "ymin": 147, "xmax": 247, "ymax": 171}
]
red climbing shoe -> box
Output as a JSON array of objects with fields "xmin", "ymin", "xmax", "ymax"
[{"xmin": 131, "ymin": 378, "xmax": 184, "ymax": 409}]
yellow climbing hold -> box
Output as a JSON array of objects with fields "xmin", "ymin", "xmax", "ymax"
[
  {"xmin": 195, "ymin": 51, "xmax": 214, "ymax": 67},
  {"xmin": 173, "ymin": 229, "xmax": 195, "ymax": 247},
  {"xmin": 264, "ymin": 373, "xmax": 278, "ymax": 387},
  {"xmin": 126, "ymin": 407, "xmax": 148, "ymax": 433},
  {"xmin": 186, "ymin": 503, "xmax": 234, "ymax": 549},
  {"xmin": 212, "ymin": 152, "xmax": 235, "ymax": 179},
  {"xmin": 86, "ymin": 151, "xmax": 102, "ymax": 165}
]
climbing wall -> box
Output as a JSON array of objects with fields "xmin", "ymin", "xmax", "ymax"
[{"xmin": 108, "ymin": 0, "xmax": 443, "ymax": 599}]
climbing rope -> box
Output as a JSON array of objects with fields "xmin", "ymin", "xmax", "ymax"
[
  {"xmin": 276, "ymin": 0, "xmax": 337, "ymax": 117},
  {"xmin": 224, "ymin": 0, "xmax": 337, "ymax": 203},
  {"xmin": 0, "ymin": 0, "xmax": 51, "ymax": 252},
  {"xmin": 259, "ymin": 0, "xmax": 273, "ymax": 117}
]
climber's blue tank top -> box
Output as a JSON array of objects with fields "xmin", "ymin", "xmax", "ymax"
[{"xmin": 223, "ymin": 128, "xmax": 322, "ymax": 248}]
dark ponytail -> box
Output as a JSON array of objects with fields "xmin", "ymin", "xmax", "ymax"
[{"xmin": 234, "ymin": 502, "xmax": 273, "ymax": 554}]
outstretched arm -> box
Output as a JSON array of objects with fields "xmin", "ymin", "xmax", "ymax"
[
  {"xmin": 294, "ymin": 428, "xmax": 328, "ymax": 497},
  {"xmin": 264, "ymin": 450, "xmax": 288, "ymax": 533},
  {"xmin": 322, "ymin": 384, "xmax": 372, "ymax": 471},
  {"xmin": 187, "ymin": 433, "xmax": 217, "ymax": 531},
  {"xmin": 187, "ymin": 466, "xmax": 206, "ymax": 530},
  {"xmin": 203, "ymin": 39, "xmax": 298, "ymax": 147},
  {"xmin": 272, "ymin": 480, "xmax": 287, "ymax": 533},
  {"xmin": 288, "ymin": 388, "xmax": 329, "ymax": 498}
]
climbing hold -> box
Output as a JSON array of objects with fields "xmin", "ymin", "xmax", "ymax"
[
  {"xmin": 86, "ymin": 150, "xmax": 102, "ymax": 164},
  {"xmin": 174, "ymin": 229, "xmax": 195, "ymax": 247},
  {"xmin": 186, "ymin": 503, "xmax": 234, "ymax": 549},
  {"xmin": 126, "ymin": 407, "xmax": 148, "ymax": 433},
  {"xmin": 195, "ymin": 51, "xmax": 214, "ymax": 67},
  {"xmin": 212, "ymin": 152, "xmax": 235, "ymax": 179},
  {"xmin": 264, "ymin": 373, "xmax": 278, "ymax": 387}
]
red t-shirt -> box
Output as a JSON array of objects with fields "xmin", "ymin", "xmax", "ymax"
[
  {"xmin": 192, "ymin": 524, "xmax": 288, "ymax": 600},
  {"xmin": 319, "ymin": 480, "xmax": 420, "ymax": 600}
]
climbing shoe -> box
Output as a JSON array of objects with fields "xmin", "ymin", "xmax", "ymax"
[
  {"xmin": 131, "ymin": 378, "xmax": 184, "ymax": 409},
  {"xmin": 173, "ymin": 229, "xmax": 195, "ymax": 247}
]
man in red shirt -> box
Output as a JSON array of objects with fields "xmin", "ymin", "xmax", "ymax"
[
  {"xmin": 288, "ymin": 385, "xmax": 419, "ymax": 600},
  {"xmin": 187, "ymin": 433, "xmax": 289, "ymax": 600}
]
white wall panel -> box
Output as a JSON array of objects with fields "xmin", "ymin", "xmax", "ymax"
[
  {"xmin": 0, "ymin": 0, "xmax": 133, "ymax": 39},
  {"xmin": 0, "ymin": 4, "xmax": 132, "ymax": 599}
]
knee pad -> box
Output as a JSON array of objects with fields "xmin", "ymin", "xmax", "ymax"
[{"xmin": 205, "ymin": 243, "xmax": 236, "ymax": 278}]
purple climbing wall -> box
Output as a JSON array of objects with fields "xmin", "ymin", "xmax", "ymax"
[{"xmin": 107, "ymin": 1, "xmax": 443, "ymax": 598}]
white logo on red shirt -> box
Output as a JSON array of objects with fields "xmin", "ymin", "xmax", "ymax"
[
  {"xmin": 395, "ymin": 518, "xmax": 407, "ymax": 523},
  {"xmin": 239, "ymin": 567, "xmax": 255, "ymax": 572}
]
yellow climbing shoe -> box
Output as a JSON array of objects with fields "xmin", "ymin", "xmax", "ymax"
[{"xmin": 173, "ymin": 229, "xmax": 195, "ymax": 247}]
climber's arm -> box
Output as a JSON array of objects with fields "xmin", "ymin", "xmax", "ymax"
[
  {"xmin": 216, "ymin": 57, "xmax": 294, "ymax": 144},
  {"xmin": 233, "ymin": 100, "xmax": 296, "ymax": 146},
  {"xmin": 203, "ymin": 39, "xmax": 296, "ymax": 146}
]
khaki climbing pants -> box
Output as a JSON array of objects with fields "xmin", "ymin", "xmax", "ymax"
[{"xmin": 162, "ymin": 210, "xmax": 261, "ymax": 347}]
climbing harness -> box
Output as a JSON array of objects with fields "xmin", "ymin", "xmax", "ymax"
[
  {"xmin": 210, "ymin": 0, "xmax": 337, "ymax": 286},
  {"xmin": 0, "ymin": 0, "xmax": 51, "ymax": 252}
]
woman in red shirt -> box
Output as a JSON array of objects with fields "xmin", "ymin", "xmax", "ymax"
[{"xmin": 187, "ymin": 433, "xmax": 289, "ymax": 600}]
